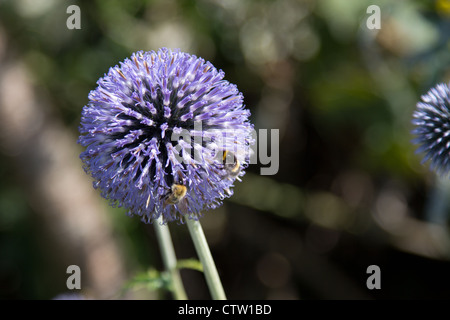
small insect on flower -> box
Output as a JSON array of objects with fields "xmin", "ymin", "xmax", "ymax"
[
  {"xmin": 146, "ymin": 183, "xmax": 188, "ymax": 208},
  {"xmin": 78, "ymin": 48, "xmax": 254, "ymax": 224},
  {"xmin": 164, "ymin": 184, "xmax": 188, "ymax": 206},
  {"xmin": 412, "ymin": 82, "xmax": 450, "ymax": 175},
  {"xmin": 222, "ymin": 151, "xmax": 241, "ymax": 179}
]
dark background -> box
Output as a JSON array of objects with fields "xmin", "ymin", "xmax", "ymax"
[{"xmin": 0, "ymin": 0, "xmax": 449, "ymax": 300}]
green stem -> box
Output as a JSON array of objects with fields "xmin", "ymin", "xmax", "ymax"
[
  {"xmin": 185, "ymin": 217, "xmax": 227, "ymax": 300},
  {"xmin": 153, "ymin": 216, "xmax": 187, "ymax": 300}
]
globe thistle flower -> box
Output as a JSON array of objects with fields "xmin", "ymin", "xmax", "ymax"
[
  {"xmin": 78, "ymin": 48, "xmax": 254, "ymax": 223},
  {"xmin": 412, "ymin": 82, "xmax": 450, "ymax": 175}
]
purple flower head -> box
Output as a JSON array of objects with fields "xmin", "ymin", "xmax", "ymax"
[
  {"xmin": 78, "ymin": 48, "xmax": 254, "ymax": 223},
  {"xmin": 412, "ymin": 82, "xmax": 450, "ymax": 175}
]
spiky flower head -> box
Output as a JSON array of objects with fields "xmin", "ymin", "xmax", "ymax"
[
  {"xmin": 412, "ymin": 82, "xmax": 450, "ymax": 175},
  {"xmin": 78, "ymin": 48, "xmax": 254, "ymax": 223}
]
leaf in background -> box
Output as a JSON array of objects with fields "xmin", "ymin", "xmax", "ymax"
[
  {"xmin": 176, "ymin": 259, "xmax": 203, "ymax": 272},
  {"xmin": 123, "ymin": 268, "xmax": 171, "ymax": 293}
]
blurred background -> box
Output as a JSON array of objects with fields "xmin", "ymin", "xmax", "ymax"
[{"xmin": 1, "ymin": 0, "xmax": 450, "ymax": 300}]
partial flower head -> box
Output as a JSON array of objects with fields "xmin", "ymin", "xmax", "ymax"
[
  {"xmin": 412, "ymin": 82, "xmax": 450, "ymax": 175},
  {"xmin": 52, "ymin": 292, "xmax": 87, "ymax": 300},
  {"xmin": 78, "ymin": 48, "xmax": 254, "ymax": 223}
]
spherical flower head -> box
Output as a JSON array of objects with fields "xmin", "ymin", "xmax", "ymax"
[
  {"xmin": 78, "ymin": 48, "xmax": 254, "ymax": 223},
  {"xmin": 412, "ymin": 82, "xmax": 450, "ymax": 175}
]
